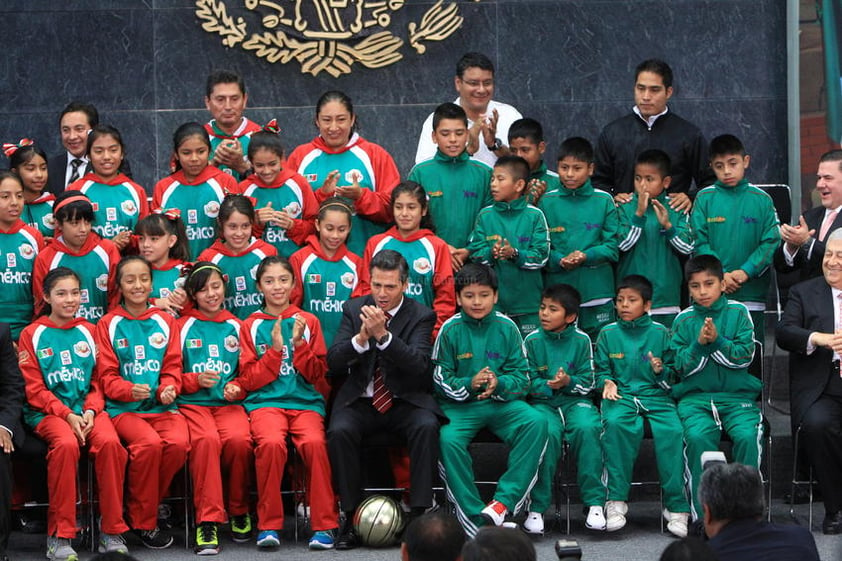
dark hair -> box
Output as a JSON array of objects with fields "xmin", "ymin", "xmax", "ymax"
[
  {"xmin": 618, "ymin": 274, "xmax": 653, "ymax": 303},
  {"xmin": 315, "ymin": 91, "xmax": 357, "ymax": 132},
  {"xmin": 86, "ymin": 125, "xmax": 125, "ymax": 160},
  {"xmin": 316, "ymin": 197, "xmax": 354, "ymax": 224},
  {"xmin": 401, "ymin": 512, "xmax": 465, "ymax": 561},
  {"xmin": 172, "ymin": 122, "xmax": 211, "ymax": 173},
  {"xmin": 255, "ymin": 255, "xmax": 294, "ymax": 285},
  {"xmin": 8, "ymin": 143, "xmax": 48, "ymax": 171},
  {"xmin": 0, "ymin": 170, "xmax": 23, "ymax": 190},
  {"xmin": 494, "ymin": 155, "xmax": 530, "ymax": 185},
  {"xmin": 432, "ymin": 102, "xmax": 468, "ymax": 130},
  {"xmin": 205, "ymin": 69, "xmax": 245, "ymax": 98},
  {"xmin": 461, "ymin": 527, "xmax": 535, "ymax": 561},
  {"xmin": 60, "ymin": 102, "xmax": 99, "ymax": 128},
  {"xmin": 183, "ymin": 261, "xmax": 226, "ymax": 303},
  {"xmin": 709, "ymin": 134, "xmax": 746, "ymax": 159},
  {"xmin": 508, "ymin": 118, "xmax": 544, "ymax": 144},
  {"xmin": 391, "ymin": 181, "xmax": 434, "ymax": 232},
  {"xmin": 635, "ymin": 58, "xmax": 674, "ymax": 89},
  {"xmin": 247, "ymin": 130, "xmax": 284, "ymax": 161},
  {"xmin": 659, "ymin": 538, "xmax": 719, "ymax": 561},
  {"xmin": 370, "ymin": 249, "xmax": 408, "ymax": 284},
  {"xmin": 115, "ymin": 255, "xmax": 152, "ymax": 288},
  {"xmin": 455, "ymin": 262, "xmax": 497, "ymax": 293},
  {"xmin": 542, "ymin": 283, "xmax": 581, "ymax": 317},
  {"xmin": 218, "ymin": 193, "xmax": 255, "ymax": 230},
  {"xmin": 558, "ymin": 137, "xmax": 594, "ymax": 164},
  {"xmin": 684, "ymin": 254, "xmax": 724, "ymax": 282},
  {"xmin": 635, "ymin": 149, "xmax": 671, "ymax": 178},
  {"xmin": 698, "ymin": 463, "xmax": 765, "ymax": 522},
  {"xmin": 40, "ymin": 267, "xmax": 81, "ymax": 317},
  {"xmin": 135, "ymin": 213, "xmax": 191, "ymax": 262},
  {"xmin": 456, "ymin": 52, "xmax": 495, "ymax": 78},
  {"xmin": 53, "ymin": 190, "xmax": 94, "ymax": 224},
  {"xmin": 819, "ymin": 149, "xmax": 842, "ymax": 172}
]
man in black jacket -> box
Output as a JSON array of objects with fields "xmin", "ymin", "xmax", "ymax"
[{"xmin": 0, "ymin": 324, "xmax": 25, "ymax": 561}]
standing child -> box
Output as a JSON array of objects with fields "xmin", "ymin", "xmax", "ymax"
[
  {"xmin": 33, "ymin": 191, "xmax": 120, "ymax": 324},
  {"xmin": 670, "ymin": 255, "xmax": 762, "ymax": 519},
  {"xmin": 467, "ymin": 156, "xmax": 549, "ymax": 337},
  {"xmin": 617, "ymin": 149, "xmax": 694, "ymax": 327},
  {"xmin": 691, "ymin": 134, "xmax": 779, "ymax": 342},
  {"xmin": 0, "ymin": 171, "xmax": 45, "ymax": 339},
  {"xmin": 523, "ymin": 284, "xmax": 606, "ymax": 535},
  {"xmin": 177, "ymin": 263, "xmax": 254, "ymax": 554},
  {"xmin": 19, "ymin": 268, "xmax": 130, "ymax": 560},
  {"xmin": 136, "ymin": 212, "xmax": 191, "ymax": 315},
  {"xmin": 7, "ymin": 140, "xmax": 55, "ymax": 239},
  {"xmin": 407, "ymin": 102, "xmax": 492, "ymax": 270},
  {"xmin": 153, "ymin": 122, "xmax": 239, "ymax": 259},
  {"xmin": 69, "ymin": 125, "xmax": 148, "ymax": 252},
  {"xmin": 595, "ymin": 275, "xmax": 689, "ymax": 536},
  {"xmin": 95, "ymin": 256, "xmax": 190, "ymax": 549},
  {"xmin": 197, "ymin": 195, "xmax": 278, "ymax": 319},
  {"xmin": 238, "ymin": 122, "xmax": 318, "ymax": 257},
  {"xmin": 227, "ymin": 256, "xmax": 338, "ymax": 550},
  {"xmin": 358, "ymin": 181, "xmax": 456, "ymax": 336},
  {"xmin": 507, "ymin": 118, "xmax": 561, "ymax": 204},
  {"xmin": 289, "ymin": 199, "xmax": 362, "ymax": 348},
  {"xmin": 433, "ymin": 263, "xmax": 548, "ymax": 536},
  {"xmin": 539, "ymin": 137, "xmax": 619, "ymax": 339}
]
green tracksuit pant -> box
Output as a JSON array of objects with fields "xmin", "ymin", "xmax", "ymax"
[
  {"xmin": 677, "ymin": 396, "xmax": 764, "ymax": 519},
  {"xmin": 529, "ymin": 400, "xmax": 605, "ymax": 512},
  {"xmin": 578, "ymin": 301, "xmax": 615, "ymax": 340},
  {"xmin": 438, "ymin": 399, "xmax": 548, "ymax": 536},
  {"xmin": 509, "ymin": 313, "xmax": 539, "ymax": 340},
  {"xmin": 601, "ymin": 395, "xmax": 689, "ymax": 512}
]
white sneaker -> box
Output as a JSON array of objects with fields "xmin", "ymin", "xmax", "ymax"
[
  {"xmin": 663, "ymin": 510, "xmax": 689, "ymax": 538},
  {"xmin": 46, "ymin": 536, "xmax": 78, "ymax": 561},
  {"xmin": 480, "ymin": 500, "xmax": 508, "ymax": 526},
  {"xmin": 98, "ymin": 532, "xmax": 128, "ymax": 554},
  {"xmin": 522, "ymin": 512, "xmax": 544, "ymax": 535},
  {"xmin": 585, "ymin": 505, "xmax": 606, "ymax": 530},
  {"xmin": 605, "ymin": 501, "xmax": 628, "ymax": 532}
]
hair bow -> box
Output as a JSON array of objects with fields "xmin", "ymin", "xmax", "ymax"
[
  {"xmin": 3, "ymin": 138, "xmax": 34, "ymax": 158},
  {"xmin": 263, "ymin": 119, "xmax": 281, "ymax": 134},
  {"xmin": 154, "ymin": 208, "xmax": 182, "ymax": 220},
  {"xmin": 244, "ymin": 195, "xmax": 258, "ymax": 208}
]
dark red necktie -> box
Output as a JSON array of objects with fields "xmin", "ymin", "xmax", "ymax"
[{"xmin": 371, "ymin": 312, "xmax": 393, "ymax": 413}]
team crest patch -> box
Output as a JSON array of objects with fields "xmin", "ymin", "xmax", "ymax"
[
  {"xmin": 60, "ymin": 350, "xmax": 72, "ymax": 366},
  {"xmin": 344, "ymin": 170, "xmax": 363, "ymax": 185},
  {"xmin": 285, "ymin": 202, "xmax": 301, "ymax": 217},
  {"xmin": 73, "ymin": 341, "xmax": 91, "ymax": 358},
  {"xmin": 249, "ymin": 264, "xmax": 259, "ymax": 280},
  {"xmin": 80, "ymin": 289, "xmax": 90, "ymax": 304},
  {"xmin": 5, "ymin": 254, "xmax": 15, "ymax": 268},
  {"xmin": 340, "ymin": 272, "xmax": 355, "ymax": 289},
  {"xmin": 224, "ymin": 335, "xmax": 239, "ymax": 352},
  {"xmin": 95, "ymin": 274, "xmax": 109, "ymax": 292},
  {"xmin": 412, "ymin": 257, "xmax": 431, "ymax": 274},
  {"xmin": 18, "ymin": 243, "xmax": 35, "ymax": 259},
  {"xmin": 209, "ymin": 344, "xmax": 219, "ymax": 358},
  {"xmin": 204, "ymin": 201, "xmax": 220, "ymax": 218},
  {"xmin": 148, "ymin": 332, "xmax": 167, "ymax": 349},
  {"xmin": 106, "ymin": 208, "xmax": 117, "ymax": 222},
  {"xmin": 121, "ymin": 200, "xmax": 138, "ymax": 215},
  {"xmin": 326, "ymin": 282, "xmax": 335, "ymax": 297},
  {"xmin": 257, "ymin": 343, "xmax": 268, "ymax": 355},
  {"xmin": 43, "ymin": 213, "xmax": 55, "ymax": 229},
  {"xmin": 134, "ymin": 345, "xmax": 145, "ymax": 360}
]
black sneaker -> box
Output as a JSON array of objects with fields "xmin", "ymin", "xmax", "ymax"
[
  {"xmin": 133, "ymin": 527, "xmax": 174, "ymax": 549},
  {"xmin": 229, "ymin": 514, "xmax": 252, "ymax": 543}
]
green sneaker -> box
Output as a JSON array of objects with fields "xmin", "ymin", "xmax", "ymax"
[
  {"xmin": 230, "ymin": 514, "xmax": 252, "ymax": 543},
  {"xmin": 194, "ymin": 522, "xmax": 219, "ymax": 555}
]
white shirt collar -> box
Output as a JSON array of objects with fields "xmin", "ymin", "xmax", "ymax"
[{"xmin": 633, "ymin": 105, "xmax": 669, "ymax": 128}]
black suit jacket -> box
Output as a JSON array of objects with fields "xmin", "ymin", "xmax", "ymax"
[
  {"xmin": 776, "ymin": 276, "xmax": 839, "ymax": 427},
  {"xmin": 774, "ymin": 205, "xmax": 842, "ymax": 283},
  {"xmin": 0, "ymin": 325, "xmax": 24, "ymax": 448},
  {"xmin": 327, "ymin": 295, "xmax": 444, "ymax": 419},
  {"xmin": 708, "ymin": 518, "xmax": 820, "ymax": 561},
  {"xmin": 47, "ymin": 153, "xmax": 132, "ymax": 195}
]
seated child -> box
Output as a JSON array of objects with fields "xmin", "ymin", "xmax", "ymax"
[
  {"xmin": 433, "ymin": 263, "xmax": 548, "ymax": 537},
  {"xmin": 467, "ymin": 156, "xmax": 549, "ymax": 337},
  {"xmin": 617, "ymin": 150, "xmax": 694, "ymax": 327},
  {"xmin": 539, "ymin": 137, "xmax": 618, "ymax": 339},
  {"xmin": 595, "ymin": 275, "xmax": 689, "ymax": 537},
  {"xmin": 523, "ymin": 284, "xmax": 606, "ymax": 534},
  {"xmin": 507, "ymin": 117, "xmax": 561, "ymax": 204},
  {"xmin": 670, "ymin": 255, "xmax": 763, "ymax": 519}
]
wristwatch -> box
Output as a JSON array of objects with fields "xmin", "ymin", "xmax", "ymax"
[
  {"xmin": 487, "ymin": 137, "xmax": 503, "ymax": 151},
  {"xmin": 376, "ymin": 332, "xmax": 390, "ymax": 345}
]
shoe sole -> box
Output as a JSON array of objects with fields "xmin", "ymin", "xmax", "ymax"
[
  {"xmin": 195, "ymin": 547, "xmax": 220, "ymax": 555},
  {"xmin": 141, "ymin": 538, "xmax": 174, "ymax": 549},
  {"xmin": 47, "ymin": 554, "xmax": 78, "ymax": 561},
  {"xmin": 256, "ymin": 539, "xmax": 280, "ymax": 548},
  {"xmin": 97, "ymin": 546, "xmax": 128, "ymax": 554},
  {"xmin": 309, "ymin": 543, "xmax": 335, "ymax": 550},
  {"xmin": 230, "ymin": 535, "xmax": 251, "ymax": 544}
]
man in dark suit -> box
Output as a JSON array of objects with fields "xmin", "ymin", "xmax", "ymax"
[
  {"xmin": 0, "ymin": 324, "xmax": 25, "ymax": 561},
  {"xmin": 327, "ymin": 250, "xmax": 444, "ymax": 550},
  {"xmin": 702, "ymin": 463, "xmax": 819, "ymax": 560},
  {"xmin": 777, "ymin": 228, "xmax": 842, "ymax": 533},
  {"xmin": 775, "ymin": 149, "xmax": 842, "ymax": 283}
]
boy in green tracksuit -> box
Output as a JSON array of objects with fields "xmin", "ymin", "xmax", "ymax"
[
  {"xmin": 670, "ymin": 254, "xmax": 763, "ymax": 519},
  {"xmin": 408, "ymin": 102, "xmax": 492, "ymax": 268},
  {"xmin": 508, "ymin": 118, "xmax": 561, "ymax": 204},
  {"xmin": 617, "ymin": 150, "xmax": 694, "ymax": 327},
  {"xmin": 467, "ymin": 156, "xmax": 549, "ymax": 337},
  {"xmin": 539, "ymin": 137, "xmax": 619, "ymax": 339},
  {"xmin": 595, "ymin": 275, "xmax": 689, "ymax": 537},
  {"xmin": 433, "ymin": 263, "xmax": 548, "ymax": 537},
  {"xmin": 690, "ymin": 134, "xmax": 779, "ymax": 342},
  {"xmin": 523, "ymin": 284, "xmax": 606, "ymax": 535}
]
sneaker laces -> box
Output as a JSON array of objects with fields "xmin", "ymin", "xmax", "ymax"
[{"xmin": 198, "ymin": 524, "xmax": 216, "ymax": 544}]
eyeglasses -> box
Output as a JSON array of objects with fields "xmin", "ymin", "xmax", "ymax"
[{"xmin": 460, "ymin": 79, "xmax": 494, "ymax": 88}]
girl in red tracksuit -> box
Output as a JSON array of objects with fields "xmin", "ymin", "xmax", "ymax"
[
  {"xmin": 135, "ymin": 211, "xmax": 192, "ymax": 315},
  {"xmin": 95, "ymin": 255, "xmax": 189, "ymax": 550},
  {"xmin": 227, "ymin": 256, "xmax": 338, "ymax": 550},
  {"xmin": 177, "ymin": 262, "xmax": 254, "ymax": 554},
  {"xmin": 357, "ymin": 181, "xmax": 456, "ymax": 336},
  {"xmin": 19, "ymin": 267, "xmax": 129, "ymax": 559}
]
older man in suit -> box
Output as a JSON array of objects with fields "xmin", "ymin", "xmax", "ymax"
[
  {"xmin": 0, "ymin": 324, "xmax": 25, "ymax": 561},
  {"xmin": 777, "ymin": 227, "xmax": 842, "ymax": 533},
  {"xmin": 327, "ymin": 249, "xmax": 443, "ymax": 550}
]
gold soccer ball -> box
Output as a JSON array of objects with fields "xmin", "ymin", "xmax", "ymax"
[{"xmin": 353, "ymin": 495, "xmax": 404, "ymax": 547}]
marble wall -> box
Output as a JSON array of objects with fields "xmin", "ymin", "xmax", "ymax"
[{"xmin": 0, "ymin": 1, "xmax": 787, "ymax": 193}]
